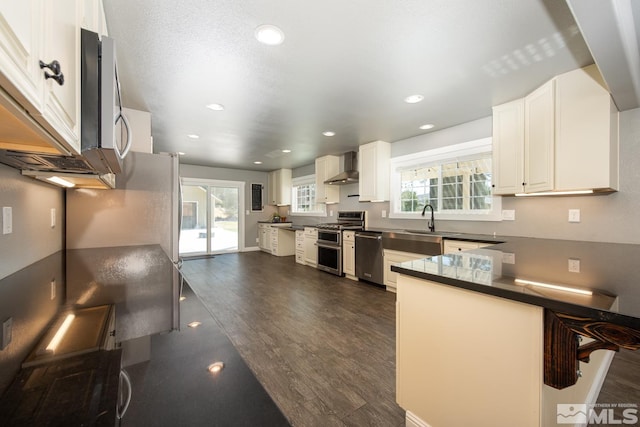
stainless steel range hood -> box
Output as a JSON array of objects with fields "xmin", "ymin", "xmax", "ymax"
[{"xmin": 325, "ymin": 151, "xmax": 359, "ymax": 185}]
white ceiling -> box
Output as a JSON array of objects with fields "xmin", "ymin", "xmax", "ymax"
[{"xmin": 103, "ymin": 0, "xmax": 599, "ymax": 171}]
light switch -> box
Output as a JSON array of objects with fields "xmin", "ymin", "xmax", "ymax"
[
  {"xmin": 51, "ymin": 208, "xmax": 56, "ymax": 228},
  {"xmin": 51, "ymin": 279, "xmax": 56, "ymax": 300},
  {"xmin": 2, "ymin": 207, "xmax": 12, "ymax": 234}
]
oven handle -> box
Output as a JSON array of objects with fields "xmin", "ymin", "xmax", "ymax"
[{"xmin": 315, "ymin": 242, "xmax": 342, "ymax": 250}]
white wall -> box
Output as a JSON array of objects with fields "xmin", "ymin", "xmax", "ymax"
[
  {"xmin": 292, "ymin": 108, "xmax": 640, "ymax": 244},
  {"xmin": 0, "ymin": 164, "xmax": 65, "ymax": 279}
]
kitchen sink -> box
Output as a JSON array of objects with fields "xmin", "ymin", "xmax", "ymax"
[{"xmin": 382, "ymin": 230, "xmax": 443, "ymax": 255}]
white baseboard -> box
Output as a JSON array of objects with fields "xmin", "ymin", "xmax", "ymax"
[
  {"xmin": 406, "ymin": 411, "xmax": 431, "ymax": 427},
  {"xmin": 243, "ymin": 246, "xmax": 260, "ymax": 252}
]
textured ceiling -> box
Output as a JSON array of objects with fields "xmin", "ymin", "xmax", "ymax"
[{"xmin": 103, "ymin": 0, "xmax": 594, "ymax": 171}]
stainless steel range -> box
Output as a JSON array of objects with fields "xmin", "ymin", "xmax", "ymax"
[{"xmin": 316, "ymin": 211, "xmax": 366, "ymax": 276}]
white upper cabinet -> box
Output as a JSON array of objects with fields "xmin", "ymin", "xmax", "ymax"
[
  {"xmin": 315, "ymin": 155, "xmax": 340, "ymax": 204},
  {"xmin": 492, "ymin": 65, "xmax": 618, "ymax": 195},
  {"xmin": 0, "ymin": 0, "xmax": 92, "ymax": 155},
  {"xmin": 82, "ymin": 0, "xmax": 108, "ymax": 36},
  {"xmin": 524, "ymin": 80, "xmax": 555, "ymax": 193},
  {"xmin": 267, "ymin": 168, "xmax": 292, "ymax": 206},
  {"xmin": 492, "ymin": 99, "xmax": 524, "ymax": 195},
  {"xmin": 40, "ymin": 0, "xmax": 82, "ymax": 154},
  {"xmin": 359, "ymin": 140, "xmax": 390, "ymax": 202},
  {"xmin": 554, "ymin": 65, "xmax": 618, "ymax": 192}
]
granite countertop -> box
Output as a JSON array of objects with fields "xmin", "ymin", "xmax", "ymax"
[
  {"xmin": 391, "ymin": 236, "xmax": 640, "ymax": 329},
  {"xmin": 66, "ymin": 244, "xmax": 178, "ymax": 342}
]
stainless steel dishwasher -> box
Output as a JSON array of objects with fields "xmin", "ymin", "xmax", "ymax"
[{"xmin": 355, "ymin": 231, "xmax": 384, "ymax": 285}]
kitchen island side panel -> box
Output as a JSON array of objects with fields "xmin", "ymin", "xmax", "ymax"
[{"xmin": 396, "ymin": 274, "xmax": 543, "ymax": 427}]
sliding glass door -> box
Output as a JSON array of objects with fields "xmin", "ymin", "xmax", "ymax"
[{"xmin": 179, "ymin": 178, "xmax": 244, "ymax": 256}]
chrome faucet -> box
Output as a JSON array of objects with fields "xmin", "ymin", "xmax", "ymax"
[{"xmin": 421, "ymin": 204, "xmax": 435, "ymax": 232}]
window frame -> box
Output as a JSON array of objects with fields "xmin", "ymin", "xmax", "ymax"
[
  {"xmin": 290, "ymin": 174, "xmax": 327, "ymax": 217},
  {"xmin": 389, "ymin": 138, "xmax": 502, "ymax": 221}
]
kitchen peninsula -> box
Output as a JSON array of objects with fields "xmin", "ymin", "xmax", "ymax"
[{"xmin": 392, "ymin": 237, "xmax": 640, "ymax": 427}]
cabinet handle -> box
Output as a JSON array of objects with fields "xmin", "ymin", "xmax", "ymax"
[{"xmin": 39, "ymin": 60, "xmax": 64, "ymax": 86}]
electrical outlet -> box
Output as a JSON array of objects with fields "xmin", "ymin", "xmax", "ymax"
[
  {"xmin": 1, "ymin": 317, "xmax": 12, "ymax": 350},
  {"xmin": 501, "ymin": 210, "xmax": 515, "ymax": 221},
  {"xmin": 502, "ymin": 252, "xmax": 516, "ymax": 264},
  {"xmin": 381, "ymin": 210, "xmax": 387, "ymax": 218},
  {"xmin": 2, "ymin": 207, "xmax": 12, "ymax": 234},
  {"xmin": 568, "ymin": 259, "xmax": 580, "ymax": 273},
  {"xmin": 256, "ymin": 237, "xmax": 259, "ymax": 243},
  {"xmin": 568, "ymin": 209, "xmax": 581, "ymax": 223}
]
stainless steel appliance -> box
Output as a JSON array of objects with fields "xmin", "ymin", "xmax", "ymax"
[
  {"xmin": 81, "ymin": 28, "xmax": 132, "ymax": 174},
  {"xmin": 355, "ymin": 231, "xmax": 384, "ymax": 285},
  {"xmin": 316, "ymin": 211, "xmax": 366, "ymax": 276}
]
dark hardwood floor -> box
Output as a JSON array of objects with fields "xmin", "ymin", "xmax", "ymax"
[
  {"xmin": 181, "ymin": 252, "xmax": 405, "ymax": 427},
  {"xmin": 181, "ymin": 251, "xmax": 640, "ymax": 426}
]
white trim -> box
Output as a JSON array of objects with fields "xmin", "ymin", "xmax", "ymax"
[
  {"xmin": 406, "ymin": 410, "xmax": 432, "ymax": 427},
  {"xmin": 242, "ymin": 246, "xmax": 261, "ymax": 252},
  {"xmin": 389, "ymin": 137, "xmax": 502, "ymax": 221},
  {"xmin": 290, "ymin": 173, "xmax": 327, "ymax": 217}
]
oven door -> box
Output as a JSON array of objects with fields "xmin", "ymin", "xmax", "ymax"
[{"xmin": 316, "ymin": 242, "xmax": 342, "ymax": 276}]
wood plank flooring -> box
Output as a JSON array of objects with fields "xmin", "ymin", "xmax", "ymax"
[
  {"xmin": 181, "ymin": 251, "xmax": 640, "ymax": 426},
  {"xmin": 181, "ymin": 252, "xmax": 405, "ymax": 427}
]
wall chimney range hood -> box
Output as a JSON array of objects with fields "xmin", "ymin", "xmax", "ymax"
[{"xmin": 325, "ymin": 151, "xmax": 359, "ymax": 185}]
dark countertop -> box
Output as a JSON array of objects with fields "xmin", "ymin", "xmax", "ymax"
[
  {"xmin": 258, "ymin": 221, "xmax": 293, "ymax": 224},
  {"xmin": 66, "ymin": 244, "xmax": 178, "ymax": 342},
  {"xmin": 392, "ymin": 236, "xmax": 640, "ymax": 329}
]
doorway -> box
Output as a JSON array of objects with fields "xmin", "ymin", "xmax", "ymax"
[{"xmin": 179, "ymin": 178, "xmax": 244, "ymax": 256}]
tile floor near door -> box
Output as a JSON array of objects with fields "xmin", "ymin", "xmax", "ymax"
[{"xmin": 182, "ymin": 252, "xmax": 405, "ymax": 427}]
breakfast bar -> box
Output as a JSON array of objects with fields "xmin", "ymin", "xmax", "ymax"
[{"xmin": 392, "ymin": 237, "xmax": 640, "ymax": 427}]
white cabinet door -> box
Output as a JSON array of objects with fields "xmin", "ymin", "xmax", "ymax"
[
  {"xmin": 315, "ymin": 156, "xmax": 339, "ymax": 204},
  {"xmin": 554, "ymin": 65, "xmax": 618, "ymax": 192},
  {"xmin": 267, "ymin": 169, "xmax": 292, "ymax": 206},
  {"xmin": 524, "ymin": 80, "xmax": 555, "ymax": 193},
  {"xmin": 343, "ymin": 241, "xmax": 355, "ymax": 276},
  {"xmin": 492, "ymin": 99, "xmax": 525, "ymax": 195},
  {"xmin": 383, "ymin": 249, "xmax": 425, "ymax": 292},
  {"xmin": 359, "ymin": 140, "xmax": 390, "ymax": 202},
  {"xmin": 303, "ymin": 228, "xmax": 317, "ymax": 266},
  {"xmin": 0, "ymin": 0, "xmax": 44, "ymax": 114},
  {"xmin": 40, "ymin": 0, "xmax": 82, "ymax": 154}
]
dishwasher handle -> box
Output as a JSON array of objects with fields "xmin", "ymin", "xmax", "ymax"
[{"xmin": 355, "ymin": 233, "xmax": 382, "ymax": 240}]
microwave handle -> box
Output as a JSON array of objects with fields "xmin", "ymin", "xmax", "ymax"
[{"xmin": 114, "ymin": 111, "xmax": 133, "ymax": 160}]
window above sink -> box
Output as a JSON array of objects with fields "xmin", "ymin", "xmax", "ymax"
[{"xmin": 389, "ymin": 138, "xmax": 502, "ymax": 222}]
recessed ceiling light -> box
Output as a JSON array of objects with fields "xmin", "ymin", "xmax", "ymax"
[
  {"xmin": 208, "ymin": 361, "xmax": 225, "ymax": 374},
  {"xmin": 322, "ymin": 131, "xmax": 335, "ymax": 137},
  {"xmin": 255, "ymin": 25, "xmax": 285, "ymax": 45},
  {"xmin": 179, "ymin": 296, "xmax": 186, "ymax": 301},
  {"xmin": 188, "ymin": 321, "xmax": 202, "ymax": 328},
  {"xmin": 206, "ymin": 103, "xmax": 225, "ymax": 111},
  {"xmin": 187, "ymin": 134, "xmax": 199, "ymax": 139},
  {"xmin": 404, "ymin": 94, "xmax": 424, "ymax": 104},
  {"xmin": 419, "ymin": 124, "xmax": 435, "ymax": 130},
  {"xmin": 282, "ymin": 149, "xmax": 291, "ymax": 153},
  {"xmin": 253, "ymin": 161, "xmax": 262, "ymax": 165}
]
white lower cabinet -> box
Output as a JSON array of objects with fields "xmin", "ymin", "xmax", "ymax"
[
  {"xmin": 270, "ymin": 227, "xmax": 295, "ymax": 256},
  {"xmin": 295, "ymin": 230, "xmax": 305, "ymax": 265},
  {"xmin": 342, "ymin": 230, "xmax": 356, "ymax": 280},
  {"xmin": 258, "ymin": 224, "xmax": 272, "ymax": 253},
  {"xmin": 383, "ymin": 249, "xmax": 427, "ymax": 293},
  {"xmin": 303, "ymin": 227, "xmax": 317, "ymax": 267},
  {"xmin": 442, "ymin": 239, "xmax": 491, "ymax": 253}
]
